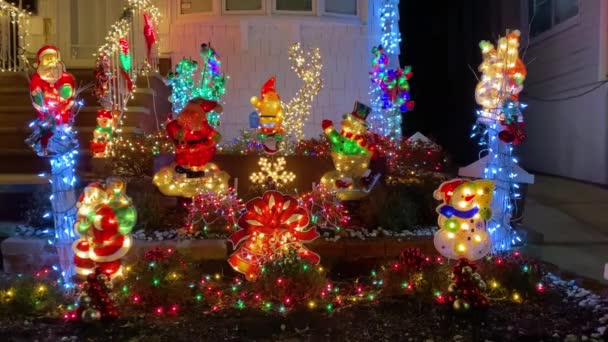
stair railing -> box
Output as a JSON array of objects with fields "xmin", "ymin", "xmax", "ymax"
[
  {"xmin": 92, "ymin": 0, "xmax": 160, "ymax": 158},
  {"xmin": 0, "ymin": 0, "xmax": 30, "ymax": 72}
]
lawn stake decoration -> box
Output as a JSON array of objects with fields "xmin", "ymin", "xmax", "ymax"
[
  {"xmin": 228, "ymin": 191, "xmax": 320, "ymax": 281},
  {"xmin": 153, "ymin": 98, "xmax": 229, "ymax": 197},
  {"xmin": 320, "ymin": 101, "xmax": 380, "ymax": 200},
  {"xmin": 433, "ymin": 179, "xmax": 494, "ymax": 260},
  {"xmin": 26, "ymin": 45, "xmax": 81, "ymax": 280},
  {"xmin": 446, "ymin": 258, "xmax": 489, "ymax": 312},
  {"xmin": 73, "ymin": 177, "xmax": 136, "ymax": 278}
]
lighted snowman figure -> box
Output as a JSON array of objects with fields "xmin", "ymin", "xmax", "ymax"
[
  {"xmin": 320, "ymin": 101, "xmax": 376, "ymax": 200},
  {"xmin": 433, "ymin": 179, "xmax": 495, "ymax": 260}
]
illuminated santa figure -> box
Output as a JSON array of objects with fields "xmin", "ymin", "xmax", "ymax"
[
  {"xmin": 153, "ymin": 98, "xmax": 230, "ymax": 197},
  {"xmin": 29, "ymin": 46, "xmax": 76, "ymax": 151},
  {"xmin": 73, "ymin": 177, "xmax": 137, "ymax": 278}
]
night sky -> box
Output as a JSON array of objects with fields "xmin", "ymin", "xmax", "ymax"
[{"xmin": 399, "ymin": 1, "xmax": 498, "ymax": 165}]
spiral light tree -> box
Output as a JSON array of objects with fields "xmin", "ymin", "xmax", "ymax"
[
  {"xmin": 460, "ymin": 30, "xmax": 534, "ymax": 251},
  {"xmin": 26, "ymin": 46, "xmax": 83, "ymax": 280}
]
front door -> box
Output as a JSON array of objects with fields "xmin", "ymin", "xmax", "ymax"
[{"xmin": 58, "ymin": 0, "xmax": 124, "ymax": 68}]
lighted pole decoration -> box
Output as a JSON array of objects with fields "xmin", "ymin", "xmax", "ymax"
[
  {"xmin": 153, "ymin": 98, "xmax": 229, "ymax": 198},
  {"xmin": 26, "ymin": 45, "xmax": 82, "ymax": 280},
  {"xmin": 459, "ymin": 30, "xmax": 534, "ymax": 251},
  {"xmin": 320, "ymin": 101, "xmax": 380, "ymax": 201}
]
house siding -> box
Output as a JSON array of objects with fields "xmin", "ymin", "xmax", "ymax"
[
  {"xmin": 519, "ymin": 0, "xmax": 608, "ymax": 184},
  {"xmin": 169, "ymin": 18, "xmax": 373, "ymax": 141}
]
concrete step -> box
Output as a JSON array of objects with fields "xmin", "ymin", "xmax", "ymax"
[{"xmin": 0, "ymin": 125, "xmax": 144, "ymax": 153}]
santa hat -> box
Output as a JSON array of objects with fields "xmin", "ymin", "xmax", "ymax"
[
  {"xmin": 96, "ymin": 109, "xmax": 112, "ymax": 119},
  {"xmin": 185, "ymin": 98, "xmax": 219, "ymax": 114},
  {"xmin": 261, "ymin": 77, "xmax": 279, "ymax": 99},
  {"xmin": 36, "ymin": 45, "xmax": 60, "ymax": 64},
  {"xmin": 433, "ymin": 179, "xmax": 470, "ymax": 203}
]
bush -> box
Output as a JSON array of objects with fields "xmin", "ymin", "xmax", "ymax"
[
  {"xmin": 361, "ymin": 178, "xmax": 443, "ymax": 231},
  {"xmin": 127, "ymin": 178, "xmax": 182, "ymax": 232}
]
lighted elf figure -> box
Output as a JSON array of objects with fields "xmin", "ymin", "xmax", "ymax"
[
  {"xmin": 89, "ymin": 109, "xmax": 119, "ymax": 157},
  {"xmin": 433, "ymin": 179, "xmax": 494, "ymax": 261},
  {"xmin": 28, "ymin": 45, "xmax": 77, "ymax": 153},
  {"xmin": 73, "ymin": 177, "xmax": 136, "ymax": 278},
  {"xmin": 320, "ymin": 101, "xmax": 379, "ymax": 200},
  {"xmin": 250, "ymin": 77, "xmax": 284, "ymax": 154},
  {"xmin": 153, "ymin": 98, "xmax": 230, "ymax": 197}
]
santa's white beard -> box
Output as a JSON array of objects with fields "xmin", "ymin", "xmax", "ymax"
[{"xmin": 38, "ymin": 65, "xmax": 62, "ymax": 84}]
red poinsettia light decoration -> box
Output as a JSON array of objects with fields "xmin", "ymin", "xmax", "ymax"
[{"xmin": 228, "ymin": 191, "xmax": 320, "ymax": 280}]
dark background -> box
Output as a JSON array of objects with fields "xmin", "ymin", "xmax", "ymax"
[{"xmin": 399, "ymin": 1, "xmax": 510, "ymax": 165}]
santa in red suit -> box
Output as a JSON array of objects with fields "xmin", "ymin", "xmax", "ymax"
[
  {"xmin": 29, "ymin": 46, "xmax": 76, "ymax": 149},
  {"xmin": 165, "ymin": 98, "xmax": 223, "ymax": 176}
]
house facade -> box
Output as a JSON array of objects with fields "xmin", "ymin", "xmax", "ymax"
[
  {"xmin": 15, "ymin": 0, "xmax": 396, "ymax": 140},
  {"xmin": 518, "ymin": 0, "xmax": 608, "ymax": 184}
]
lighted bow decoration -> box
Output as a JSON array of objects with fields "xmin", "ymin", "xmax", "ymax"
[
  {"xmin": 228, "ymin": 191, "xmax": 320, "ymax": 280},
  {"xmin": 475, "ymin": 30, "xmax": 527, "ymax": 145},
  {"xmin": 433, "ymin": 179, "xmax": 494, "ymax": 260},
  {"xmin": 72, "ymin": 177, "xmax": 136, "ymax": 278}
]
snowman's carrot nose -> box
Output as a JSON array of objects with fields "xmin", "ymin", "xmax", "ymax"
[{"xmin": 464, "ymin": 194, "xmax": 475, "ymax": 202}]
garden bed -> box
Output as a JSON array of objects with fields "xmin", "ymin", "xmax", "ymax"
[
  {"xmin": 1, "ymin": 234, "xmax": 437, "ymax": 274},
  {"xmin": 0, "ymin": 266, "xmax": 607, "ymax": 341}
]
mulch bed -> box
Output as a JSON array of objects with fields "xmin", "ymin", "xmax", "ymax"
[{"xmin": 0, "ymin": 290, "xmax": 602, "ymax": 342}]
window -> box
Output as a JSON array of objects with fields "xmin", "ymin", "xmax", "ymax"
[
  {"xmin": 325, "ymin": 0, "xmax": 357, "ymax": 16},
  {"xmin": 275, "ymin": 0, "xmax": 313, "ymax": 12},
  {"xmin": 6, "ymin": 0, "xmax": 38, "ymax": 14},
  {"xmin": 225, "ymin": 0, "xmax": 263, "ymax": 11},
  {"xmin": 529, "ymin": 0, "xmax": 579, "ymax": 37},
  {"xmin": 180, "ymin": 0, "xmax": 213, "ymax": 15}
]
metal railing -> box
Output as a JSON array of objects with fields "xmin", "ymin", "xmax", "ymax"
[
  {"xmin": 93, "ymin": 0, "xmax": 160, "ymax": 157},
  {"xmin": 0, "ymin": 0, "xmax": 29, "ymax": 72}
]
